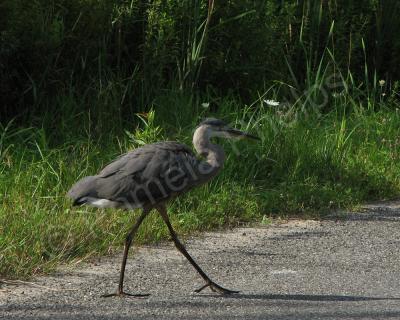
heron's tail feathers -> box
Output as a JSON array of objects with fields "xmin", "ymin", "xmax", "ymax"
[{"xmin": 66, "ymin": 176, "xmax": 98, "ymax": 206}]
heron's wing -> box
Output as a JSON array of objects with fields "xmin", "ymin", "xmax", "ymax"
[
  {"xmin": 94, "ymin": 142, "xmax": 201, "ymax": 206},
  {"xmin": 98, "ymin": 142, "xmax": 194, "ymax": 177}
]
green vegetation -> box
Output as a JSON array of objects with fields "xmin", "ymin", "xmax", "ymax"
[
  {"xmin": 1, "ymin": 1, "xmax": 400, "ymax": 278},
  {"xmin": 2, "ymin": 97, "xmax": 400, "ymax": 278}
]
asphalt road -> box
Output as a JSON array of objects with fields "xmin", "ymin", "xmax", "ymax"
[{"xmin": 1, "ymin": 201, "xmax": 400, "ymax": 319}]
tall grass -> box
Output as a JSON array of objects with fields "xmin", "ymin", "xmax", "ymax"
[
  {"xmin": 2, "ymin": 0, "xmax": 400, "ymax": 121},
  {"xmin": 1, "ymin": 0, "xmax": 400, "ymax": 279},
  {"xmin": 1, "ymin": 90, "xmax": 400, "ymax": 278}
]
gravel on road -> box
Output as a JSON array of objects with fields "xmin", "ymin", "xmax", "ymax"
[{"xmin": 1, "ymin": 201, "xmax": 400, "ymax": 319}]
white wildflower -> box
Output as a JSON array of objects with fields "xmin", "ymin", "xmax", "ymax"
[
  {"xmin": 201, "ymin": 102, "xmax": 210, "ymax": 108},
  {"xmin": 379, "ymin": 80, "xmax": 385, "ymax": 87},
  {"xmin": 264, "ymin": 99, "xmax": 280, "ymax": 106}
]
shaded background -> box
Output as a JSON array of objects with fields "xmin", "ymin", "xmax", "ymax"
[{"xmin": 1, "ymin": 0, "xmax": 400, "ymax": 125}]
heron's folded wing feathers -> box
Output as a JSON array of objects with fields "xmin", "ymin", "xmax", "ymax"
[{"xmin": 93, "ymin": 142, "xmax": 198, "ymax": 205}]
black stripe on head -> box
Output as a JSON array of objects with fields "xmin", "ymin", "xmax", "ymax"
[{"xmin": 199, "ymin": 118, "xmax": 227, "ymax": 127}]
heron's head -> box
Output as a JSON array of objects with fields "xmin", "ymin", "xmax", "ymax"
[{"xmin": 198, "ymin": 118, "xmax": 260, "ymax": 141}]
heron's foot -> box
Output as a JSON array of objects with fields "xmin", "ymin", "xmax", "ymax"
[
  {"xmin": 194, "ymin": 281, "xmax": 239, "ymax": 295},
  {"xmin": 101, "ymin": 291, "xmax": 149, "ymax": 298}
]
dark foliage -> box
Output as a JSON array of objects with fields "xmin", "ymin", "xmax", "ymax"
[{"xmin": 1, "ymin": 0, "xmax": 399, "ymax": 122}]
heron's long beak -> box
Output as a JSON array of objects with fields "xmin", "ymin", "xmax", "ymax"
[{"xmin": 226, "ymin": 128, "xmax": 260, "ymax": 140}]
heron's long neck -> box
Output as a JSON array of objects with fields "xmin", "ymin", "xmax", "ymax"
[{"xmin": 193, "ymin": 126, "xmax": 225, "ymax": 170}]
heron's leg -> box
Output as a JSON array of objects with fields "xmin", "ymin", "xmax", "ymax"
[
  {"xmin": 102, "ymin": 209, "xmax": 150, "ymax": 298},
  {"xmin": 156, "ymin": 205, "xmax": 238, "ymax": 295}
]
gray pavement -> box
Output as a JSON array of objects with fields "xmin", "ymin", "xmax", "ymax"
[{"xmin": 1, "ymin": 201, "xmax": 400, "ymax": 319}]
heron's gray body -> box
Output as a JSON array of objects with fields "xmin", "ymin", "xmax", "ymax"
[
  {"xmin": 68, "ymin": 133, "xmax": 223, "ymax": 210},
  {"xmin": 66, "ymin": 118, "xmax": 258, "ymax": 296}
]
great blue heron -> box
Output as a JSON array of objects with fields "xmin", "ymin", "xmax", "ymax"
[{"xmin": 67, "ymin": 118, "xmax": 259, "ymax": 297}]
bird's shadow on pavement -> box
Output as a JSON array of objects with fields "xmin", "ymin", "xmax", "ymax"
[
  {"xmin": 325, "ymin": 205, "xmax": 400, "ymax": 222},
  {"xmin": 203, "ymin": 293, "xmax": 400, "ymax": 302}
]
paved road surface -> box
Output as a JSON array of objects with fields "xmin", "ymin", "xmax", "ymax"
[{"xmin": 1, "ymin": 201, "xmax": 400, "ymax": 319}]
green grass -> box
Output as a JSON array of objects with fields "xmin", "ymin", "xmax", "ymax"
[
  {"xmin": 2, "ymin": 0, "xmax": 400, "ymax": 282},
  {"xmin": 1, "ymin": 94, "xmax": 400, "ymax": 279}
]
